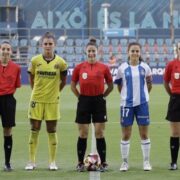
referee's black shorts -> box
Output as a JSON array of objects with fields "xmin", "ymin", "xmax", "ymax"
[
  {"xmin": 0, "ymin": 94, "xmax": 16, "ymax": 127},
  {"xmin": 166, "ymin": 94, "xmax": 180, "ymax": 122},
  {"xmin": 75, "ymin": 94, "xmax": 107, "ymax": 124}
]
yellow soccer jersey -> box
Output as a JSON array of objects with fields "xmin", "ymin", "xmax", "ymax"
[{"xmin": 28, "ymin": 54, "xmax": 68, "ymax": 103}]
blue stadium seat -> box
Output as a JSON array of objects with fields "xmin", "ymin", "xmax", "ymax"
[
  {"xmin": 111, "ymin": 39, "xmax": 119, "ymax": 46},
  {"xmin": 28, "ymin": 47, "xmax": 37, "ymax": 55},
  {"xmin": 56, "ymin": 47, "xmax": 65, "ymax": 54},
  {"xmin": 75, "ymin": 54, "xmax": 84, "ymax": 62},
  {"xmin": 30, "ymin": 39, "xmax": 38, "ymax": 47},
  {"xmin": 65, "ymin": 46, "xmax": 74, "ymax": 54},
  {"xmin": 19, "ymin": 39, "xmax": 28, "ymax": 47},
  {"xmin": 147, "ymin": 38, "xmax": 155, "ymax": 46},
  {"xmin": 75, "ymin": 39, "xmax": 83, "ymax": 46},
  {"xmin": 57, "ymin": 39, "xmax": 64, "ymax": 46},
  {"xmin": 175, "ymin": 39, "xmax": 180, "ymax": 44},
  {"xmin": 120, "ymin": 39, "xmax": 128, "ymax": 46},
  {"xmin": 103, "ymin": 54, "xmax": 109, "ymax": 62},
  {"xmin": 121, "ymin": 46, "xmax": 127, "ymax": 53},
  {"xmin": 165, "ymin": 38, "xmax": 173, "ymax": 46},
  {"xmin": 167, "ymin": 46, "xmax": 174, "ymax": 54},
  {"xmin": 156, "ymin": 38, "xmax": 164, "ymax": 46},
  {"xmin": 66, "ymin": 54, "xmax": 75, "ymax": 62},
  {"xmin": 128, "ymin": 38, "xmax": 136, "ymax": 43},
  {"xmin": 66, "ymin": 39, "xmax": 74, "ymax": 46},
  {"xmin": 11, "ymin": 39, "xmax": 19, "ymax": 48},
  {"xmin": 138, "ymin": 38, "xmax": 146, "ymax": 46},
  {"xmin": 103, "ymin": 46, "xmax": 110, "ymax": 53},
  {"xmin": 75, "ymin": 46, "xmax": 83, "ymax": 54},
  {"xmin": 158, "ymin": 61, "xmax": 166, "ymax": 67},
  {"xmin": 112, "ymin": 46, "xmax": 120, "ymax": 54},
  {"xmin": 38, "ymin": 47, "xmax": 43, "ymax": 53},
  {"xmin": 102, "ymin": 39, "xmax": 110, "ymax": 46},
  {"xmin": 149, "ymin": 61, "xmax": 157, "ymax": 67}
]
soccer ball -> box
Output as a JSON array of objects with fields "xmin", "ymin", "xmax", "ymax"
[{"xmin": 84, "ymin": 153, "xmax": 101, "ymax": 171}]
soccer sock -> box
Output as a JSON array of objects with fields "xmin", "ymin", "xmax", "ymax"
[
  {"xmin": 96, "ymin": 138, "xmax": 106, "ymax": 163},
  {"xmin": 4, "ymin": 135, "xmax": 12, "ymax": 165},
  {"xmin": 77, "ymin": 137, "xmax": 87, "ymax": 163},
  {"xmin": 120, "ymin": 140, "xmax": 130, "ymax": 163},
  {"xmin": 48, "ymin": 132, "xmax": 58, "ymax": 163},
  {"xmin": 170, "ymin": 137, "xmax": 179, "ymax": 164},
  {"xmin": 28, "ymin": 130, "xmax": 39, "ymax": 163},
  {"xmin": 141, "ymin": 138, "xmax": 151, "ymax": 162}
]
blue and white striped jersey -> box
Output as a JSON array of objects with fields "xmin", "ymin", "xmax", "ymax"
[{"xmin": 114, "ymin": 61, "xmax": 152, "ymax": 107}]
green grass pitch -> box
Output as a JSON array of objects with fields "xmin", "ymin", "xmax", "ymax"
[{"xmin": 0, "ymin": 85, "xmax": 179, "ymax": 180}]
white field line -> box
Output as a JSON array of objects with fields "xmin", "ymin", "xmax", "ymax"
[{"xmin": 89, "ymin": 124, "xmax": 100, "ymax": 180}]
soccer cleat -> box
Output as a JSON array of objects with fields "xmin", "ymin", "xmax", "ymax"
[
  {"xmin": 4, "ymin": 163, "xmax": 13, "ymax": 172},
  {"xmin": 169, "ymin": 163, "xmax": 178, "ymax": 170},
  {"xmin": 76, "ymin": 163, "xmax": 85, "ymax": 172},
  {"xmin": 143, "ymin": 161, "xmax": 152, "ymax": 171},
  {"xmin": 25, "ymin": 162, "xmax": 36, "ymax": 170},
  {"xmin": 98, "ymin": 162, "xmax": 108, "ymax": 172},
  {"xmin": 120, "ymin": 162, "xmax": 129, "ymax": 171},
  {"xmin": 49, "ymin": 162, "xmax": 58, "ymax": 171}
]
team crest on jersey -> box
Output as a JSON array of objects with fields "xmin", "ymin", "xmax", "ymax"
[
  {"xmin": 82, "ymin": 72, "xmax": 88, "ymax": 79},
  {"xmin": 174, "ymin": 73, "xmax": 180, "ymax": 79},
  {"xmin": 37, "ymin": 63, "xmax": 42, "ymax": 67},
  {"xmin": 54, "ymin": 63, "xmax": 60, "ymax": 69}
]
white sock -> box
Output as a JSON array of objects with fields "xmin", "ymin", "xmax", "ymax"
[
  {"xmin": 120, "ymin": 140, "xmax": 130, "ymax": 163},
  {"xmin": 141, "ymin": 138, "xmax": 151, "ymax": 162}
]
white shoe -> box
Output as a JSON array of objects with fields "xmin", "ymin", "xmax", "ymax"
[
  {"xmin": 143, "ymin": 161, "xmax": 152, "ymax": 171},
  {"xmin": 49, "ymin": 162, "xmax": 58, "ymax": 171},
  {"xmin": 25, "ymin": 162, "xmax": 36, "ymax": 170},
  {"xmin": 120, "ymin": 162, "xmax": 129, "ymax": 171}
]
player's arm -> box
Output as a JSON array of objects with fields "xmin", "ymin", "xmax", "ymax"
[
  {"xmin": 163, "ymin": 81, "xmax": 171, "ymax": 96},
  {"xmin": 146, "ymin": 76, "xmax": 152, "ymax": 93},
  {"xmin": 117, "ymin": 84, "xmax": 122, "ymax": 93},
  {"xmin": 71, "ymin": 81, "xmax": 80, "ymax": 98},
  {"xmin": 60, "ymin": 70, "xmax": 67, "ymax": 91},
  {"xmin": 104, "ymin": 82, "xmax": 113, "ymax": 97},
  {"xmin": 29, "ymin": 73, "xmax": 34, "ymax": 89}
]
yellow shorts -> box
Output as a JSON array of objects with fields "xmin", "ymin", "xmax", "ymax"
[{"xmin": 28, "ymin": 101, "xmax": 60, "ymax": 120}]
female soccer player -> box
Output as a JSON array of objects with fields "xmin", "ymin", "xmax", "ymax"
[
  {"xmin": 114, "ymin": 42, "xmax": 152, "ymax": 171},
  {"xmin": 25, "ymin": 32, "xmax": 68, "ymax": 170},
  {"xmin": 71, "ymin": 37, "xmax": 113, "ymax": 172},
  {"xmin": 164, "ymin": 42, "xmax": 180, "ymax": 170},
  {"xmin": 0, "ymin": 41, "xmax": 21, "ymax": 171}
]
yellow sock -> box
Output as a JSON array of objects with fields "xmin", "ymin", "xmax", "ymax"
[
  {"xmin": 28, "ymin": 130, "xmax": 39, "ymax": 163},
  {"xmin": 48, "ymin": 132, "xmax": 58, "ymax": 163}
]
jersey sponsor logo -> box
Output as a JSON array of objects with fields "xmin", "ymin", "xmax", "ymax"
[
  {"xmin": 82, "ymin": 72, "xmax": 88, "ymax": 79},
  {"xmin": 37, "ymin": 71, "xmax": 56, "ymax": 77}
]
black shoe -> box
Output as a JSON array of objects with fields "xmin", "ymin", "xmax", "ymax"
[
  {"xmin": 76, "ymin": 163, "xmax": 85, "ymax": 172},
  {"xmin": 4, "ymin": 164, "xmax": 13, "ymax": 172},
  {"xmin": 169, "ymin": 163, "xmax": 178, "ymax": 170},
  {"xmin": 98, "ymin": 162, "xmax": 108, "ymax": 172}
]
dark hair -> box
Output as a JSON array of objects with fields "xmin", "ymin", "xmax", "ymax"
[
  {"xmin": 1, "ymin": 40, "xmax": 11, "ymax": 45},
  {"xmin": 127, "ymin": 42, "xmax": 141, "ymax": 52},
  {"xmin": 41, "ymin": 31, "xmax": 56, "ymax": 43},
  {"xmin": 86, "ymin": 36, "xmax": 97, "ymax": 48},
  {"xmin": 0, "ymin": 40, "xmax": 11, "ymax": 48},
  {"xmin": 127, "ymin": 42, "xmax": 143, "ymax": 62}
]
